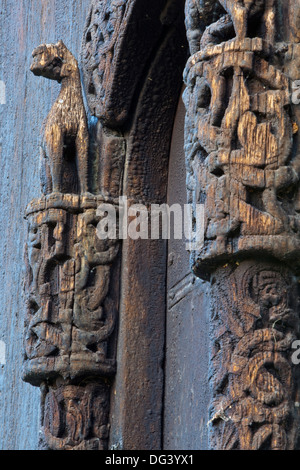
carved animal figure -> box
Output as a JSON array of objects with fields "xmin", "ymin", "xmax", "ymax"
[
  {"xmin": 218, "ymin": 0, "xmax": 265, "ymax": 39},
  {"xmin": 30, "ymin": 40, "xmax": 89, "ymax": 194}
]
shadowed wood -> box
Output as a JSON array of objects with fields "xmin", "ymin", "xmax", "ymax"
[{"xmin": 23, "ymin": 0, "xmax": 187, "ymax": 450}]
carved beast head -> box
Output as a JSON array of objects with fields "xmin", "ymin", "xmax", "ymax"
[
  {"xmin": 30, "ymin": 40, "xmax": 78, "ymax": 82},
  {"xmin": 218, "ymin": 0, "xmax": 265, "ymax": 17}
]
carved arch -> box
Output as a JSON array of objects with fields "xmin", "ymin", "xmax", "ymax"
[
  {"xmin": 24, "ymin": 0, "xmax": 188, "ymax": 450},
  {"xmin": 82, "ymin": 0, "xmax": 189, "ymax": 450}
]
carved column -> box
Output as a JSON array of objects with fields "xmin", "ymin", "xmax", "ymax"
[
  {"xmin": 23, "ymin": 0, "xmax": 186, "ymax": 450},
  {"xmin": 23, "ymin": 40, "xmax": 121, "ymax": 450},
  {"xmin": 184, "ymin": 0, "xmax": 300, "ymax": 449},
  {"xmin": 23, "ymin": 195, "xmax": 120, "ymax": 450}
]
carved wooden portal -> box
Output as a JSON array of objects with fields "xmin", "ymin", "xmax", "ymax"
[
  {"xmin": 184, "ymin": 0, "xmax": 300, "ymax": 449},
  {"xmin": 23, "ymin": 0, "xmax": 300, "ymax": 450},
  {"xmin": 23, "ymin": 0, "xmax": 186, "ymax": 450}
]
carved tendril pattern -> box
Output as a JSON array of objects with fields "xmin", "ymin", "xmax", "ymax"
[
  {"xmin": 82, "ymin": 0, "xmax": 127, "ymax": 116},
  {"xmin": 209, "ymin": 262, "xmax": 299, "ymax": 450}
]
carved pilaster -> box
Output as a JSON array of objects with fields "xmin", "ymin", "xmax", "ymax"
[
  {"xmin": 184, "ymin": 1, "xmax": 300, "ymax": 449},
  {"xmin": 42, "ymin": 382, "xmax": 111, "ymax": 450},
  {"xmin": 23, "ymin": 40, "xmax": 121, "ymax": 450},
  {"xmin": 23, "ymin": 195, "xmax": 119, "ymax": 450}
]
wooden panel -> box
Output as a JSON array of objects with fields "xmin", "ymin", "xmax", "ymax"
[
  {"xmin": 109, "ymin": 5, "xmax": 187, "ymax": 448},
  {"xmin": 164, "ymin": 93, "xmax": 210, "ymax": 450}
]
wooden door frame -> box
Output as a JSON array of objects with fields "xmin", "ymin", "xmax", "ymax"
[{"xmin": 98, "ymin": 0, "xmax": 188, "ymax": 450}]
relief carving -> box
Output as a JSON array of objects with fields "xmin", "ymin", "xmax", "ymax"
[
  {"xmin": 184, "ymin": 1, "xmax": 300, "ymax": 450},
  {"xmin": 24, "ymin": 196, "xmax": 119, "ymax": 386},
  {"xmin": 81, "ymin": 0, "xmax": 127, "ymax": 120},
  {"xmin": 42, "ymin": 382, "xmax": 110, "ymax": 450},
  {"xmin": 23, "ymin": 40, "xmax": 120, "ymax": 450},
  {"xmin": 184, "ymin": 0, "xmax": 300, "ymax": 279},
  {"xmin": 209, "ymin": 261, "xmax": 300, "ymax": 450}
]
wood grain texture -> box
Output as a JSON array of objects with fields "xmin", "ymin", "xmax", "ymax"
[
  {"xmin": 209, "ymin": 261, "xmax": 300, "ymax": 450},
  {"xmin": 164, "ymin": 94, "xmax": 210, "ymax": 450},
  {"xmin": 30, "ymin": 41, "xmax": 90, "ymax": 194},
  {"xmin": 23, "ymin": 196, "xmax": 119, "ymax": 387},
  {"xmin": 81, "ymin": 0, "xmax": 188, "ymax": 451},
  {"xmin": 42, "ymin": 381, "xmax": 110, "ymax": 450},
  {"xmin": 22, "ymin": 0, "xmax": 187, "ymax": 450},
  {"xmin": 108, "ymin": 1, "xmax": 187, "ymax": 449},
  {"xmin": 81, "ymin": 0, "xmax": 179, "ymax": 127}
]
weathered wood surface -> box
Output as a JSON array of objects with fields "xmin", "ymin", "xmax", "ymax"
[
  {"xmin": 23, "ymin": 195, "xmax": 120, "ymax": 450},
  {"xmin": 0, "ymin": 0, "xmax": 91, "ymax": 450},
  {"xmin": 3, "ymin": 0, "xmax": 300, "ymax": 451},
  {"xmin": 42, "ymin": 382, "xmax": 111, "ymax": 450},
  {"xmin": 184, "ymin": 0, "xmax": 300, "ymax": 450},
  {"xmin": 107, "ymin": 1, "xmax": 187, "ymax": 449},
  {"xmin": 20, "ymin": 0, "xmax": 187, "ymax": 450},
  {"xmin": 30, "ymin": 41, "xmax": 90, "ymax": 194},
  {"xmin": 210, "ymin": 261, "xmax": 300, "ymax": 450},
  {"xmin": 184, "ymin": 0, "xmax": 300, "ymax": 279}
]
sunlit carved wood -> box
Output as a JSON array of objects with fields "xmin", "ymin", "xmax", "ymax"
[
  {"xmin": 184, "ymin": 0, "xmax": 300, "ymax": 449},
  {"xmin": 184, "ymin": 1, "xmax": 300, "ymax": 279},
  {"xmin": 209, "ymin": 261, "xmax": 300, "ymax": 450}
]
